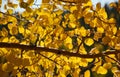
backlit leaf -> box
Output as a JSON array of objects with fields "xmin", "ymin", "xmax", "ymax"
[
  {"xmin": 97, "ymin": 27, "xmax": 104, "ymax": 33},
  {"xmin": 84, "ymin": 38, "xmax": 94, "ymax": 46},
  {"xmin": 84, "ymin": 70, "xmax": 90, "ymax": 77},
  {"xmin": 98, "ymin": 8, "xmax": 107, "ymax": 19},
  {"xmin": 97, "ymin": 66, "xmax": 107, "ymax": 74},
  {"xmin": 96, "ymin": 2, "xmax": 101, "ymax": 11}
]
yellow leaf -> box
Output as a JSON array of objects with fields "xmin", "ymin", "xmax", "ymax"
[
  {"xmin": 69, "ymin": 14, "xmax": 76, "ymax": 21},
  {"xmin": 84, "ymin": 38, "xmax": 94, "ymax": 46},
  {"xmin": 89, "ymin": 47, "xmax": 99, "ymax": 54},
  {"xmin": 64, "ymin": 36, "xmax": 73, "ymax": 49},
  {"xmin": 115, "ymin": 44, "xmax": 120, "ymax": 50},
  {"xmin": 7, "ymin": 2, "xmax": 18, "ymax": 8},
  {"xmin": 22, "ymin": 11, "xmax": 29, "ymax": 17},
  {"xmin": 73, "ymin": 68, "xmax": 80, "ymax": 77},
  {"xmin": 2, "ymin": 62, "xmax": 14, "ymax": 72},
  {"xmin": 108, "ymin": 18, "xmax": 116, "ymax": 23},
  {"xmin": 79, "ymin": 58, "xmax": 88, "ymax": 67},
  {"xmin": 2, "ymin": 37, "xmax": 9, "ymax": 42},
  {"xmin": 68, "ymin": 22, "xmax": 76, "ymax": 28},
  {"xmin": 70, "ymin": 5, "xmax": 77, "ymax": 13},
  {"xmin": 9, "ymin": 36, "xmax": 19, "ymax": 43},
  {"xmin": 54, "ymin": 10, "xmax": 63, "ymax": 16},
  {"xmin": 109, "ymin": 2, "xmax": 117, "ymax": 8},
  {"xmin": 84, "ymin": 12, "xmax": 93, "ymax": 24},
  {"xmin": 1, "ymin": 27, "xmax": 8, "ymax": 37},
  {"xmin": 66, "ymin": 43, "xmax": 73, "ymax": 50},
  {"xmin": 114, "ymin": 70, "xmax": 120, "ymax": 77},
  {"xmin": 26, "ymin": 7, "xmax": 33, "ymax": 13},
  {"xmin": 10, "ymin": 26, "xmax": 18, "ymax": 35},
  {"xmin": 97, "ymin": 27, "xmax": 104, "ymax": 33},
  {"xmin": 103, "ymin": 63, "xmax": 112, "ymax": 69},
  {"xmin": 22, "ymin": 58, "xmax": 30, "ymax": 66},
  {"xmin": 102, "ymin": 36, "xmax": 111, "ymax": 44},
  {"xmin": 40, "ymin": 41, "xmax": 44, "ymax": 47},
  {"xmin": 79, "ymin": 44, "xmax": 87, "ymax": 54},
  {"xmin": 18, "ymin": 25, "xmax": 24, "ymax": 34},
  {"xmin": 96, "ymin": 2, "xmax": 101, "ymax": 11},
  {"xmin": 112, "ymin": 26, "xmax": 117, "ymax": 35},
  {"xmin": 111, "ymin": 67, "xmax": 118, "ymax": 74},
  {"xmin": 97, "ymin": 66, "xmax": 107, "ymax": 74},
  {"xmin": 0, "ymin": 13, "xmax": 3, "ymax": 18},
  {"xmin": 7, "ymin": 9, "xmax": 13, "ymax": 14},
  {"xmin": 98, "ymin": 8, "xmax": 107, "ymax": 19},
  {"xmin": 27, "ymin": 0, "xmax": 34, "ymax": 6},
  {"xmin": 20, "ymin": 2, "xmax": 28, "ymax": 8},
  {"xmin": 63, "ymin": 65, "xmax": 70, "ymax": 71},
  {"xmin": 64, "ymin": 36, "xmax": 72, "ymax": 44},
  {"xmin": 80, "ymin": 26, "xmax": 87, "ymax": 37},
  {"xmin": 0, "ymin": 48, "xmax": 8, "ymax": 55},
  {"xmin": 0, "ymin": 0, "xmax": 2, "ymax": 6},
  {"xmin": 83, "ymin": 1, "xmax": 92, "ymax": 7},
  {"xmin": 84, "ymin": 70, "xmax": 90, "ymax": 77},
  {"xmin": 42, "ymin": 0, "xmax": 50, "ymax": 3},
  {"xmin": 30, "ymin": 34, "xmax": 37, "ymax": 44}
]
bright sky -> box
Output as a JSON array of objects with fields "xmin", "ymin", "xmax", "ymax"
[
  {"xmin": 0, "ymin": 0, "xmax": 118, "ymax": 12},
  {"xmin": 92, "ymin": 0, "xmax": 118, "ymax": 6}
]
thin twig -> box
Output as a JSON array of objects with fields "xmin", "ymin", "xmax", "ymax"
[
  {"xmin": 105, "ymin": 55, "xmax": 120, "ymax": 65},
  {"xmin": 38, "ymin": 52, "xmax": 62, "ymax": 67}
]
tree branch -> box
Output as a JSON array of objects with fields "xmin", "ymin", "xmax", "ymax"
[{"xmin": 0, "ymin": 42, "xmax": 119, "ymax": 58}]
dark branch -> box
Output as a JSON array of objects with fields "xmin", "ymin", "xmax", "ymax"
[{"xmin": 0, "ymin": 42, "xmax": 119, "ymax": 58}]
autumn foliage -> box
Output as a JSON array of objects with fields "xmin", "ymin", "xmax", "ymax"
[{"xmin": 0, "ymin": 0, "xmax": 120, "ymax": 77}]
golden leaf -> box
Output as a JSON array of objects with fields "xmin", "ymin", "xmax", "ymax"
[
  {"xmin": 27, "ymin": 0, "xmax": 34, "ymax": 6},
  {"xmin": 102, "ymin": 36, "xmax": 111, "ymax": 44},
  {"xmin": 0, "ymin": 0, "xmax": 2, "ymax": 7},
  {"xmin": 89, "ymin": 47, "xmax": 99, "ymax": 54},
  {"xmin": 73, "ymin": 68, "xmax": 80, "ymax": 77},
  {"xmin": 22, "ymin": 11, "xmax": 30, "ymax": 17},
  {"xmin": 64, "ymin": 36, "xmax": 72, "ymax": 44},
  {"xmin": 64, "ymin": 36, "xmax": 73, "ymax": 49},
  {"xmin": 18, "ymin": 25, "xmax": 24, "ymax": 34},
  {"xmin": 84, "ymin": 70, "xmax": 90, "ymax": 77},
  {"xmin": 111, "ymin": 67, "xmax": 118, "ymax": 74},
  {"xmin": 84, "ymin": 12, "xmax": 93, "ymax": 24},
  {"xmin": 79, "ymin": 26, "xmax": 87, "ymax": 37},
  {"xmin": 70, "ymin": 5, "xmax": 77, "ymax": 13},
  {"xmin": 69, "ymin": 14, "xmax": 76, "ymax": 22},
  {"xmin": 84, "ymin": 38, "xmax": 94, "ymax": 46},
  {"xmin": 1, "ymin": 27, "xmax": 8, "ymax": 37},
  {"xmin": 20, "ymin": 2, "xmax": 28, "ymax": 8},
  {"xmin": 2, "ymin": 37, "xmax": 9, "ymax": 42},
  {"xmin": 22, "ymin": 58, "xmax": 30, "ymax": 66},
  {"xmin": 97, "ymin": 66, "xmax": 107, "ymax": 74},
  {"xmin": 108, "ymin": 18, "xmax": 116, "ymax": 23},
  {"xmin": 7, "ymin": 9, "xmax": 13, "ymax": 14},
  {"xmin": 2, "ymin": 62, "xmax": 14, "ymax": 72},
  {"xmin": 26, "ymin": 7, "xmax": 33, "ymax": 13},
  {"xmin": 7, "ymin": 2, "xmax": 18, "ymax": 8},
  {"xmin": 98, "ymin": 8, "xmax": 107, "ymax": 19},
  {"xmin": 103, "ymin": 63, "xmax": 112, "ymax": 69},
  {"xmin": 109, "ymin": 2, "xmax": 117, "ymax": 8},
  {"xmin": 0, "ymin": 13, "xmax": 3, "ymax": 18},
  {"xmin": 96, "ymin": 2, "xmax": 101, "ymax": 11},
  {"xmin": 83, "ymin": 1, "xmax": 92, "ymax": 7},
  {"xmin": 10, "ymin": 26, "xmax": 18, "ymax": 35},
  {"xmin": 97, "ymin": 27, "xmax": 104, "ymax": 33},
  {"xmin": 42, "ymin": 0, "xmax": 50, "ymax": 3},
  {"xmin": 68, "ymin": 22, "xmax": 76, "ymax": 28},
  {"xmin": 112, "ymin": 26, "xmax": 117, "ymax": 35}
]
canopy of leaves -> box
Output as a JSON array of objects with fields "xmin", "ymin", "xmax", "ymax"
[{"xmin": 0, "ymin": 0, "xmax": 120, "ymax": 77}]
